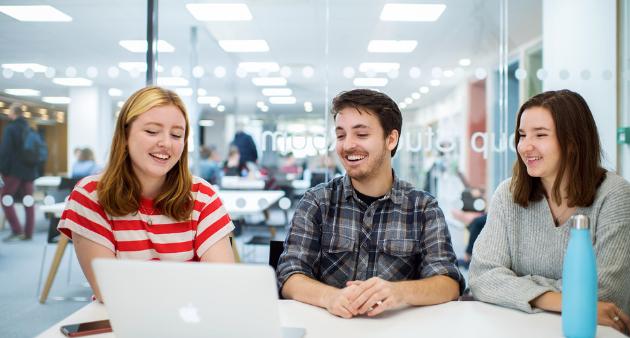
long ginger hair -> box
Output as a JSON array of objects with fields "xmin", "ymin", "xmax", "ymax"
[{"xmin": 98, "ymin": 86, "xmax": 193, "ymax": 220}]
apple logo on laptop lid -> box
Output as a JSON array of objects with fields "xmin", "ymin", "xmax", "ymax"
[{"xmin": 179, "ymin": 303, "xmax": 201, "ymax": 323}]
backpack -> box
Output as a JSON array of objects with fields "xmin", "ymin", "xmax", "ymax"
[{"xmin": 21, "ymin": 127, "xmax": 48, "ymax": 166}]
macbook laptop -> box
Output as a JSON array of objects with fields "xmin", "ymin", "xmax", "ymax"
[{"xmin": 92, "ymin": 259, "xmax": 305, "ymax": 338}]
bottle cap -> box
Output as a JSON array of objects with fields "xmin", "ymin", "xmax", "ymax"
[{"xmin": 569, "ymin": 214, "xmax": 589, "ymax": 230}]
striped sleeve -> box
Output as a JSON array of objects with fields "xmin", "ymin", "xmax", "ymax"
[
  {"xmin": 192, "ymin": 180, "xmax": 235, "ymax": 257},
  {"xmin": 57, "ymin": 178, "xmax": 115, "ymax": 253}
]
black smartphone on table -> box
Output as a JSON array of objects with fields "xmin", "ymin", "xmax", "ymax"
[{"xmin": 60, "ymin": 319, "xmax": 112, "ymax": 337}]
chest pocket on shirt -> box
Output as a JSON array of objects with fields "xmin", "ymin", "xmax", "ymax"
[
  {"xmin": 380, "ymin": 239, "xmax": 420, "ymax": 256},
  {"xmin": 377, "ymin": 238, "xmax": 421, "ymax": 279},
  {"xmin": 322, "ymin": 232, "xmax": 355, "ymax": 253}
]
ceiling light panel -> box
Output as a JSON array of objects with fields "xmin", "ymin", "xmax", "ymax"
[
  {"xmin": 42, "ymin": 97, "xmax": 71, "ymax": 104},
  {"xmin": 119, "ymin": 40, "xmax": 175, "ymax": 53},
  {"xmin": 219, "ymin": 40, "xmax": 269, "ymax": 53},
  {"xmin": 238, "ymin": 62, "xmax": 280, "ymax": 73},
  {"xmin": 0, "ymin": 5, "xmax": 72, "ymax": 22},
  {"xmin": 198, "ymin": 96, "xmax": 221, "ymax": 105},
  {"xmin": 252, "ymin": 77, "xmax": 287, "ymax": 86},
  {"xmin": 358, "ymin": 62, "xmax": 400, "ymax": 73},
  {"xmin": 262, "ymin": 88, "xmax": 292, "ymax": 96},
  {"xmin": 186, "ymin": 3, "xmax": 252, "ymax": 21},
  {"xmin": 52, "ymin": 78, "xmax": 93, "ymax": 86},
  {"xmin": 156, "ymin": 77, "xmax": 189, "ymax": 87},
  {"xmin": 353, "ymin": 78, "xmax": 389, "ymax": 87},
  {"xmin": 380, "ymin": 4, "xmax": 446, "ymax": 22},
  {"xmin": 367, "ymin": 40, "xmax": 417, "ymax": 53},
  {"xmin": 5, "ymin": 89, "xmax": 40, "ymax": 96},
  {"xmin": 269, "ymin": 97, "xmax": 297, "ymax": 104},
  {"xmin": 2, "ymin": 63, "xmax": 48, "ymax": 72}
]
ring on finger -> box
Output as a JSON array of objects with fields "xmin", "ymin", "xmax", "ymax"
[{"xmin": 613, "ymin": 315, "xmax": 620, "ymax": 322}]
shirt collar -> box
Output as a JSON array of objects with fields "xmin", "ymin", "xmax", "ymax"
[{"xmin": 342, "ymin": 170, "xmax": 404, "ymax": 205}]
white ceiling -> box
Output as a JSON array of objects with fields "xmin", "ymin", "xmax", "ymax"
[{"xmin": 0, "ymin": 0, "xmax": 541, "ymax": 120}]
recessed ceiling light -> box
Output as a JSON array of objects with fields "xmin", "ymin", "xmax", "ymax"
[
  {"xmin": 269, "ymin": 96, "xmax": 297, "ymax": 104},
  {"xmin": 108, "ymin": 88, "xmax": 122, "ymax": 97},
  {"xmin": 367, "ymin": 40, "xmax": 417, "ymax": 53},
  {"xmin": 252, "ymin": 77, "xmax": 287, "ymax": 86},
  {"xmin": 198, "ymin": 96, "xmax": 221, "ymax": 105},
  {"xmin": 52, "ymin": 77, "xmax": 93, "ymax": 86},
  {"xmin": 443, "ymin": 69, "xmax": 454, "ymax": 78},
  {"xmin": 358, "ymin": 62, "xmax": 400, "ymax": 73},
  {"xmin": 219, "ymin": 40, "xmax": 269, "ymax": 53},
  {"xmin": 459, "ymin": 58, "xmax": 471, "ymax": 66},
  {"xmin": 419, "ymin": 86, "xmax": 429, "ymax": 94},
  {"xmin": 175, "ymin": 88, "xmax": 193, "ymax": 97},
  {"xmin": 353, "ymin": 78, "xmax": 388, "ymax": 87},
  {"xmin": 238, "ymin": 62, "xmax": 280, "ymax": 73},
  {"xmin": 217, "ymin": 105, "xmax": 226, "ymax": 112},
  {"xmin": 118, "ymin": 62, "xmax": 147, "ymax": 72},
  {"xmin": 0, "ymin": 5, "xmax": 72, "ymax": 22},
  {"xmin": 380, "ymin": 4, "xmax": 446, "ymax": 22},
  {"xmin": 42, "ymin": 96, "xmax": 71, "ymax": 104},
  {"xmin": 156, "ymin": 77, "xmax": 189, "ymax": 87},
  {"xmin": 199, "ymin": 119, "xmax": 215, "ymax": 127},
  {"xmin": 2, "ymin": 63, "xmax": 48, "ymax": 72},
  {"xmin": 119, "ymin": 40, "xmax": 175, "ymax": 53},
  {"xmin": 5, "ymin": 88, "xmax": 40, "ymax": 96},
  {"xmin": 186, "ymin": 3, "xmax": 252, "ymax": 21},
  {"xmin": 262, "ymin": 88, "xmax": 292, "ymax": 96}
]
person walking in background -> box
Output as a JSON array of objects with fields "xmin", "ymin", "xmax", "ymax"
[
  {"xmin": 232, "ymin": 129, "xmax": 258, "ymax": 167},
  {"xmin": 71, "ymin": 147, "xmax": 100, "ymax": 179},
  {"xmin": 469, "ymin": 90, "xmax": 630, "ymax": 334},
  {"xmin": 0, "ymin": 103, "xmax": 42, "ymax": 241},
  {"xmin": 57, "ymin": 86, "xmax": 235, "ymax": 302},
  {"xmin": 199, "ymin": 145, "xmax": 222, "ymax": 185}
]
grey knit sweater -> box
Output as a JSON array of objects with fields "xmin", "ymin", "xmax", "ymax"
[{"xmin": 469, "ymin": 172, "xmax": 630, "ymax": 314}]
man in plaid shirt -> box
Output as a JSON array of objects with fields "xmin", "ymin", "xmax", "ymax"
[{"xmin": 277, "ymin": 89, "xmax": 465, "ymax": 318}]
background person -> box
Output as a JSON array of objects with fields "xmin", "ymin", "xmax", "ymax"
[
  {"xmin": 57, "ymin": 86, "xmax": 235, "ymax": 302},
  {"xmin": 0, "ymin": 103, "xmax": 38, "ymax": 241},
  {"xmin": 469, "ymin": 90, "xmax": 630, "ymax": 334},
  {"xmin": 71, "ymin": 147, "xmax": 100, "ymax": 179}
]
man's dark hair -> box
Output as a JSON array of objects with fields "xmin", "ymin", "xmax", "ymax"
[{"xmin": 331, "ymin": 89, "xmax": 402, "ymax": 156}]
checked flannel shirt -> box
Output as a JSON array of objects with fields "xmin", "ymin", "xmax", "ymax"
[{"xmin": 277, "ymin": 173, "xmax": 465, "ymax": 293}]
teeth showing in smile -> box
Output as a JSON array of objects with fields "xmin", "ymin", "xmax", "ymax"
[
  {"xmin": 151, "ymin": 153, "xmax": 170, "ymax": 160},
  {"xmin": 527, "ymin": 156, "xmax": 541, "ymax": 161},
  {"xmin": 346, "ymin": 154, "xmax": 366, "ymax": 161}
]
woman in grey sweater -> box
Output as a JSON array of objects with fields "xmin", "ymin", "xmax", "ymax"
[{"xmin": 469, "ymin": 90, "xmax": 630, "ymax": 334}]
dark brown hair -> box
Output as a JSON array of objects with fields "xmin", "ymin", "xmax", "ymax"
[
  {"xmin": 98, "ymin": 86, "xmax": 193, "ymax": 221},
  {"xmin": 331, "ymin": 89, "xmax": 402, "ymax": 156},
  {"xmin": 511, "ymin": 89, "xmax": 606, "ymax": 207}
]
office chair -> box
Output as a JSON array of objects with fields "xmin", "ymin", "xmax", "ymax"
[{"xmin": 268, "ymin": 240, "xmax": 284, "ymax": 271}]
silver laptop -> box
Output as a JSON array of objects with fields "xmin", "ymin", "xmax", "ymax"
[{"xmin": 93, "ymin": 259, "xmax": 305, "ymax": 338}]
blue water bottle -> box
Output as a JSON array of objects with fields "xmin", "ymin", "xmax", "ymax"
[{"xmin": 562, "ymin": 214, "xmax": 597, "ymax": 338}]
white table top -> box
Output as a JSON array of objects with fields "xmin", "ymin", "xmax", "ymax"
[
  {"xmin": 38, "ymin": 190, "xmax": 285, "ymax": 219},
  {"xmin": 35, "ymin": 300, "xmax": 624, "ymax": 338},
  {"xmin": 220, "ymin": 176, "xmax": 266, "ymax": 190},
  {"xmin": 34, "ymin": 176, "xmax": 62, "ymax": 188}
]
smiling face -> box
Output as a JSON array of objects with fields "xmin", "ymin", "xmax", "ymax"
[
  {"xmin": 335, "ymin": 107, "xmax": 398, "ymax": 183},
  {"xmin": 126, "ymin": 104, "xmax": 186, "ymax": 188},
  {"xmin": 517, "ymin": 106, "xmax": 562, "ymax": 186}
]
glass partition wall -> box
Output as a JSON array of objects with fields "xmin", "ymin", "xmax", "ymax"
[{"xmin": 1, "ymin": 0, "xmax": 624, "ymax": 278}]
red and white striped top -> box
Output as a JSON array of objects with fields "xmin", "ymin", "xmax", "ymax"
[{"xmin": 58, "ymin": 175, "xmax": 234, "ymax": 261}]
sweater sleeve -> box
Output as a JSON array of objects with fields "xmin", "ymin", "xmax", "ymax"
[
  {"xmin": 469, "ymin": 181, "xmax": 558, "ymax": 313},
  {"xmin": 592, "ymin": 180, "xmax": 630, "ymax": 315}
]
